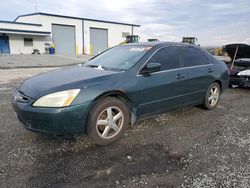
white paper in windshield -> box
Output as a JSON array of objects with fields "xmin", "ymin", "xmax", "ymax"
[{"xmin": 129, "ymin": 47, "xmax": 146, "ymax": 52}]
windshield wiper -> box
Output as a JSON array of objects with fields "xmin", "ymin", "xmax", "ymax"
[
  {"xmin": 87, "ymin": 64, "xmax": 107, "ymax": 70},
  {"xmin": 86, "ymin": 64, "xmax": 124, "ymax": 72},
  {"xmin": 87, "ymin": 64, "xmax": 98, "ymax": 68}
]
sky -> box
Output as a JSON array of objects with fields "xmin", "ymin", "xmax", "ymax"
[{"xmin": 0, "ymin": 0, "xmax": 249, "ymax": 47}]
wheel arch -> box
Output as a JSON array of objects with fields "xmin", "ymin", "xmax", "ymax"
[
  {"xmin": 93, "ymin": 89, "xmax": 131, "ymax": 104},
  {"xmin": 213, "ymin": 80, "xmax": 222, "ymax": 91},
  {"xmin": 85, "ymin": 90, "xmax": 136, "ymax": 132}
]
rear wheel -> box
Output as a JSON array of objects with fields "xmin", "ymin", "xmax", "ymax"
[
  {"xmin": 87, "ymin": 97, "xmax": 129, "ymax": 145},
  {"xmin": 202, "ymin": 82, "xmax": 221, "ymax": 110}
]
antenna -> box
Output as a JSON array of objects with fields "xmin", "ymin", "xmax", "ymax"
[{"xmin": 34, "ymin": 0, "xmax": 38, "ymax": 12}]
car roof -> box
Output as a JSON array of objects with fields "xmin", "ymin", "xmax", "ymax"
[{"xmin": 124, "ymin": 42, "xmax": 196, "ymax": 48}]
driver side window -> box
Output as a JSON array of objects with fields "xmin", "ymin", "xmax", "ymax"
[{"xmin": 147, "ymin": 46, "xmax": 181, "ymax": 71}]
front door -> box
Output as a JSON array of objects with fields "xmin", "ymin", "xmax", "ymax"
[
  {"xmin": 137, "ymin": 46, "xmax": 188, "ymax": 118},
  {"xmin": 0, "ymin": 36, "xmax": 10, "ymax": 54}
]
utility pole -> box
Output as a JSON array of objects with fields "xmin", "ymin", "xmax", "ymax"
[{"xmin": 34, "ymin": 0, "xmax": 38, "ymax": 12}]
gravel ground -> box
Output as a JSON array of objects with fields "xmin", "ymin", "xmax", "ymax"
[{"xmin": 0, "ymin": 68, "xmax": 249, "ymax": 188}]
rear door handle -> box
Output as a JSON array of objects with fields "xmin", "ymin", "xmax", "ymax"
[
  {"xmin": 176, "ymin": 74, "xmax": 185, "ymax": 79},
  {"xmin": 208, "ymin": 68, "xmax": 214, "ymax": 73}
]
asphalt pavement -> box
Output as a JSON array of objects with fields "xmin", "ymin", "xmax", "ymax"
[{"xmin": 0, "ymin": 54, "xmax": 91, "ymax": 69}]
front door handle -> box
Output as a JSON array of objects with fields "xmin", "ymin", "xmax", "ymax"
[
  {"xmin": 176, "ymin": 74, "xmax": 185, "ymax": 79},
  {"xmin": 208, "ymin": 68, "xmax": 214, "ymax": 73}
]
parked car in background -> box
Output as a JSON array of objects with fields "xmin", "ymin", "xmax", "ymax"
[
  {"xmin": 224, "ymin": 44, "xmax": 250, "ymax": 88},
  {"xmin": 12, "ymin": 42, "xmax": 229, "ymax": 145}
]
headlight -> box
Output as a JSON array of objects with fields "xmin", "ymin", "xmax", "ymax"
[
  {"xmin": 237, "ymin": 70, "xmax": 250, "ymax": 76},
  {"xmin": 33, "ymin": 89, "xmax": 80, "ymax": 107}
]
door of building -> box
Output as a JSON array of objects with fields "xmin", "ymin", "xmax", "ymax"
[
  {"xmin": 0, "ymin": 36, "xmax": 10, "ymax": 54},
  {"xmin": 90, "ymin": 28, "xmax": 108, "ymax": 55}
]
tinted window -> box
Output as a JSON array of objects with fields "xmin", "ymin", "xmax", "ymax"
[
  {"xmin": 147, "ymin": 46, "xmax": 181, "ymax": 70},
  {"xmin": 182, "ymin": 47, "xmax": 208, "ymax": 67}
]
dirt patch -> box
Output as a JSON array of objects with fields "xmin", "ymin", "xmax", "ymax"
[{"xmin": 24, "ymin": 144, "xmax": 183, "ymax": 188}]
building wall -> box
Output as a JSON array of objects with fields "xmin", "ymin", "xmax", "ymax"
[
  {"xmin": 83, "ymin": 20, "xmax": 139, "ymax": 54},
  {"xmin": 0, "ymin": 21, "xmax": 45, "ymax": 32},
  {"xmin": 17, "ymin": 15, "xmax": 83, "ymax": 54},
  {"xmin": 132, "ymin": 26, "xmax": 140, "ymax": 37},
  {"xmin": 0, "ymin": 17, "xmax": 51, "ymax": 54},
  {"xmin": 16, "ymin": 14, "xmax": 140, "ymax": 55},
  {"xmin": 15, "ymin": 14, "xmax": 42, "ymax": 25},
  {"xmin": 8, "ymin": 34, "xmax": 50, "ymax": 54}
]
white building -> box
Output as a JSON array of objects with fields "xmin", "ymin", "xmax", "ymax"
[{"xmin": 0, "ymin": 12, "xmax": 140, "ymax": 55}]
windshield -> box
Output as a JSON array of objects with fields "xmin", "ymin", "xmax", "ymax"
[{"xmin": 86, "ymin": 45, "xmax": 152, "ymax": 71}]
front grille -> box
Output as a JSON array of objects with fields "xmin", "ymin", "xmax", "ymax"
[{"xmin": 13, "ymin": 90, "xmax": 31, "ymax": 103}]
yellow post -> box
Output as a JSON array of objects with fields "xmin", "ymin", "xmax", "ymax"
[
  {"xmin": 90, "ymin": 44, "xmax": 93, "ymax": 55},
  {"xmin": 76, "ymin": 45, "xmax": 79, "ymax": 55}
]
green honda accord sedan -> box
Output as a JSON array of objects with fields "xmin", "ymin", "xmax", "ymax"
[{"xmin": 12, "ymin": 42, "xmax": 229, "ymax": 145}]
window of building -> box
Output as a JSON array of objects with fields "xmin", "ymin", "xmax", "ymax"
[
  {"xmin": 147, "ymin": 46, "xmax": 181, "ymax": 71},
  {"xmin": 122, "ymin": 32, "xmax": 130, "ymax": 38},
  {"xmin": 182, "ymin": 47, "xmax": 208, "ymax": 67},
  {"xmin": 24, "ymin": 38, "xmax": 33, "ymax": 46}
]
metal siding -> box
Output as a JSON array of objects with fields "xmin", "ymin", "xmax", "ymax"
[
  {"xmin": 90, "ymin": 28, "xmax": 108, "ymax": 55},
  {"xmin": 15, "ymin": 12, "xmax": 141, "ymax": 27},
  {"xmin": 52, "ymin": 24, "xmax": 75, "ymax": 54},
  {"xmin": 0, "ymin": 28, "xmax": 50, "ymax": 35},
  {"xmin": 82, "ymin": 20, "xmax": 84, "ymax": 54}
]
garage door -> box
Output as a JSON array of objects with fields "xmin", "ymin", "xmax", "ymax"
[
  {"xmin": 90, "ymin": 28, "xmax": 108, "ymax": 55},
  {"xmin": 52, "ymin": 24, "xmax": 75, "ymax": 54}
]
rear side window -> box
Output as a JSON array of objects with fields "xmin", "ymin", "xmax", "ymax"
[
  {"xmin": 182, "ymin": 47, "xmax": 208, "ymax": 67},
  {"xmin": 147, "ymin": 46, "xmax": 181, "ymax": 71}
]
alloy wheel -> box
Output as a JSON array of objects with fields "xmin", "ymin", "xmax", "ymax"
[
  {"xmin": 96, "ymin": 106, "xmax": 124, "ymax": 139},
  {"xmin": 208, "ymin": 86, "xmax": 220, "ymax": 107}
]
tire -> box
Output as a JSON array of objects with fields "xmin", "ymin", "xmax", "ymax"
[
  {"xmin": 202, "ymin": 82, "xmax": 221, "ymax": 110},
  {"xmin": 87, "ymin": 97, "xmax": 129, "ymax": 146}
]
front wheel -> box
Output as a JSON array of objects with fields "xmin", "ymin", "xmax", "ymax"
[
  {"xmin": 202, "ymin": 82, "xmax": 221, "ymax": 110},
  {"xmin": 87, "ymin": 97, "xmax": 129, "ymax": 146}
]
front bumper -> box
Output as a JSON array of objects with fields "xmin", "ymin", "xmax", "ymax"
[
  {"xmin": 12, "ymin": 99, "xmax": 90, "ymax": 135},
  {"xmin": 230, "ymin": 76, "xmax": 250, "ymax": 87}
]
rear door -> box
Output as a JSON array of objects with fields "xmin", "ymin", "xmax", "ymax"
[
  {"xmin": 137, "ymin": 46, "xmax": 188, "ymax": 118},
  {"xmin": 181, "ymin": 47, "xmax": 214, "ymax": 104}
]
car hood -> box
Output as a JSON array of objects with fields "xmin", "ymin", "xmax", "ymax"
[
  {"xmin": 224, "ymin": 44, "xmax": 250, "ymax": 60},
  {"xmin": 19, "ymin": 65, "xmax": 119, "ymax": 98}
]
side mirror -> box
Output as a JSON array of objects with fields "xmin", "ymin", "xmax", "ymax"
[{"xmin": 141, "ymin": 63, "xmax": 161, "ymax": 74}]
